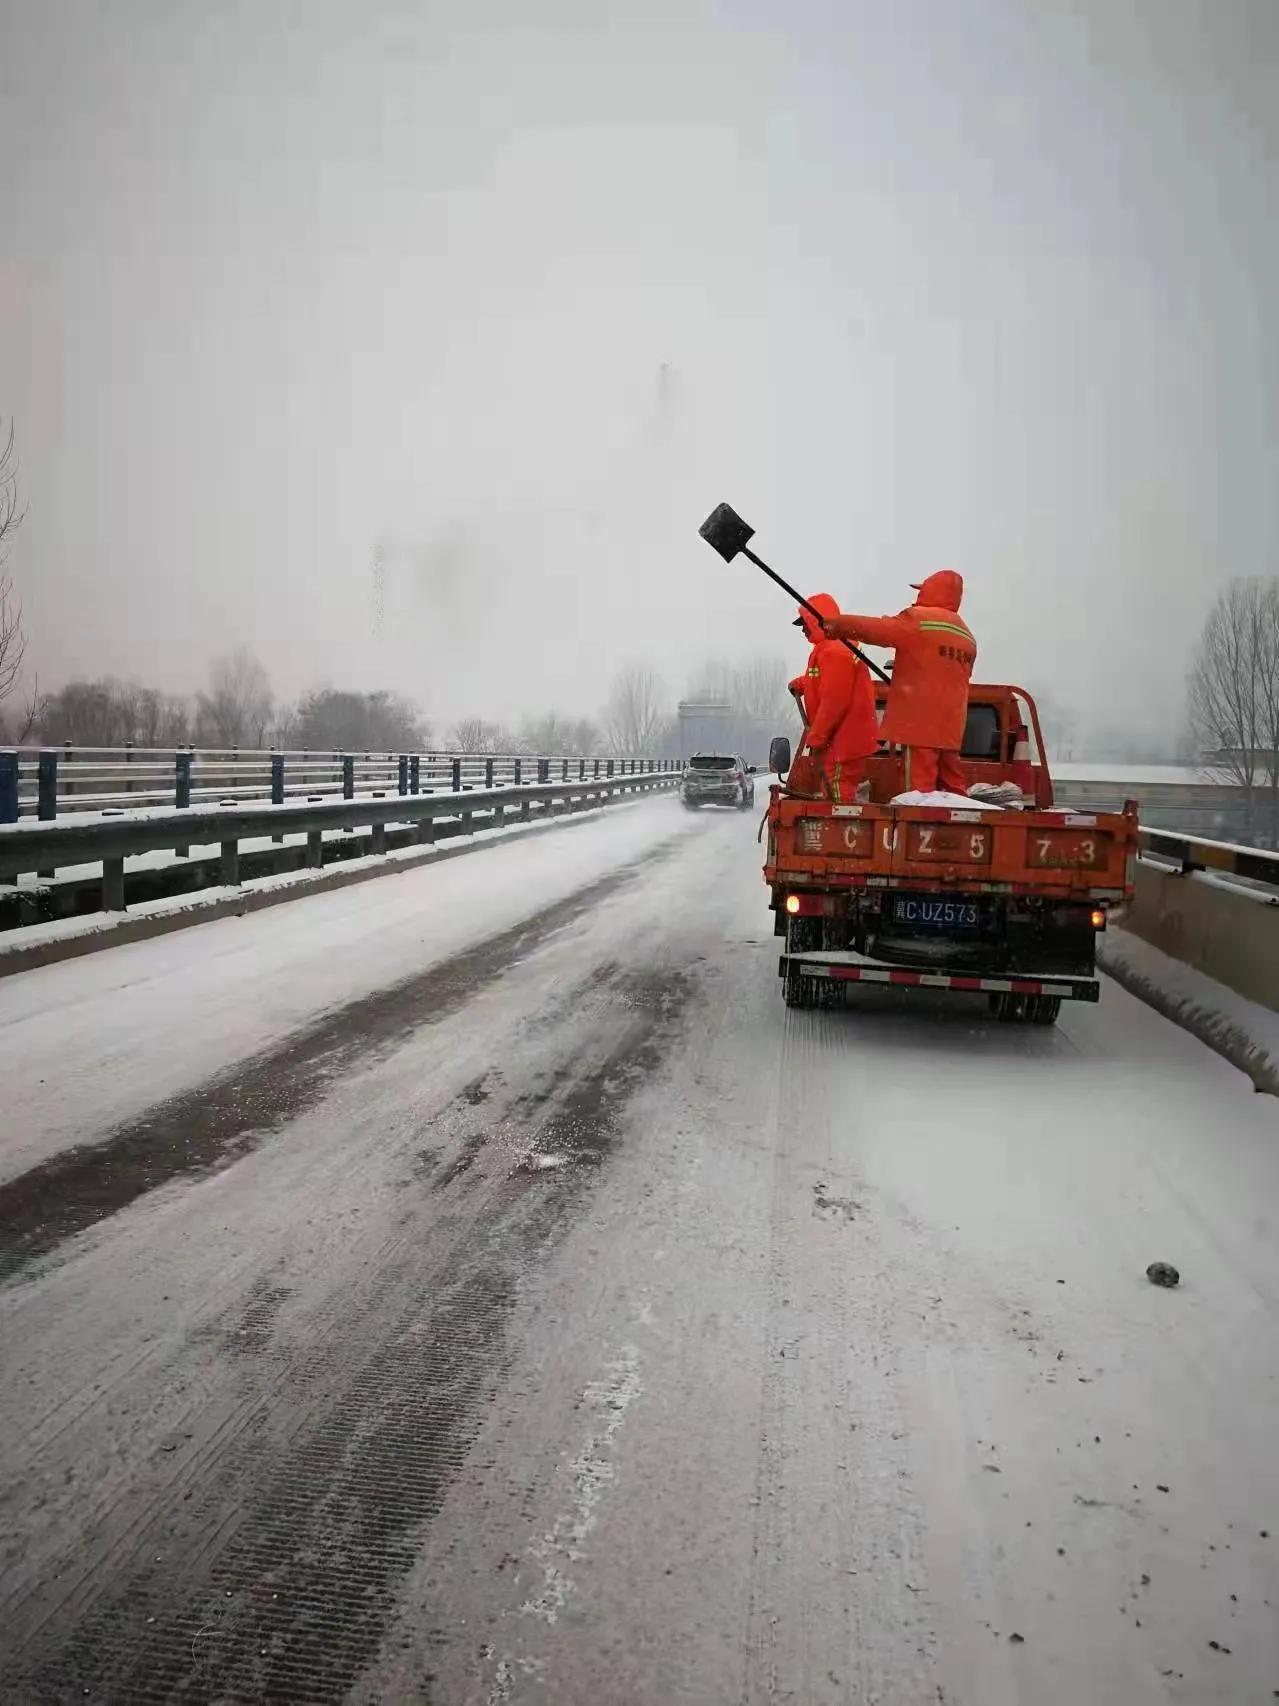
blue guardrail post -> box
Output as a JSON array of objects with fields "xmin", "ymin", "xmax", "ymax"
[{"xmin": 0, "ymin": 751, "xmax": 18, "ymax": 823}]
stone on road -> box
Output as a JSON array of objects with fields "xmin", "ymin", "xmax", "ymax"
[{"xmin": 2, "ymin": 796, "xmax": 1277, "ymax": 1704}]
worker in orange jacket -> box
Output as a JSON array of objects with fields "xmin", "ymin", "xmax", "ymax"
[
  {"xmin": 823, "ymin": 570, "xmax": 976, "ymax": 795},
  {"xmin": 789, "ymin": 592, "xmax": 880, "ymax": 803}
]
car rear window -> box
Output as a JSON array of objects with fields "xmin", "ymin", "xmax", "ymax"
[{"xmin": 689, "ymin": 756, "xmax": 737, "ymax": 770}]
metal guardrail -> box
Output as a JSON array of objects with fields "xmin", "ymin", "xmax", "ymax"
[
  {"xmin": 1139, "ymin": 827, "xmax": 1279, "ymax": 891},
  {"xmin": 0, "ymin": 746, "xmax": 679, "ymax": 822},
  {"xmin": 0, "ymin": 772, "xmax": 677, "ymax": 913}
]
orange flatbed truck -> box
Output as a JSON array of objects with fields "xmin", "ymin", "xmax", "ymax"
[{"xmin": 766, "ymin": 684, "xmax": 1139, "ymax": 1023}]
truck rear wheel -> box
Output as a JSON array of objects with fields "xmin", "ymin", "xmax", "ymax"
[
  {"xmin": 783, "ymin": 964, "xmax": 813, "ymax": 1009},
  {"xmin": 1029, "ymin": 995, "xmax": 1062, "ymax": 1025}
]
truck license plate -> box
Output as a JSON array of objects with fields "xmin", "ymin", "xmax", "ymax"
[{"xmin": 891, "ymin": 897, "xmax": 980, "ymax": 930}]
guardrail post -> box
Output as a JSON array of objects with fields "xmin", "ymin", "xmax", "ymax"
[
  {"xmin": 486, "ymin": 758, "xmax": 495, "ymax": 789},
  {"xmin": 579, "ymin": 758, "xmax": 585, "ymax": 781},
  {"xmin": 371, "ymin": 818, "xmax": 387, "ymax": 856},
  {"xmin": 341, "ymin": 755, "xmax": 355, "ymax": 834},
  {"xmin": 307, "ymin": 829, "xmax": 324, "ymax": 867},
  {"xmin": 270, "ymin": 752, "xmax": 285, "ymax": 844},
  {"xmin": 607, "ymin": 759, "xmax": 615, "ymax": 779},
  {"xmin": 398, "ymin": 755, "xmax": 408, "ymax": 796},
  {"xmin": 221, "ymin": 838, "xmax": 240, "ymax": 886},
  {"xmin": 37, "ymin": 751, "xmax": 57, "ymax": 820},
  {"xmin": 451, "ymin": 757, "xmax": 462, "ymax": 792},
  {"xmin": 514, "ymin": 759, "xmax": 522, "ymax": 786},
  {"xmin": 538, "ymin": 758, "xmax": 549, "ymax": 784},
  {"xmin": 410, "ymin": 755, "xmax": 420, "ymax": 795},
  {"xmin": 174, "ymin": 751, "xmax": 192, "ymax": 857},
  {"xmin": 0, "ymin": 752, "xmax": 17, "ymax": 824},
  {"xmin": 102, "ymin": 858, "xmax": 126, "ymax": 912},
  {"xmin": 561, "ymin": 758, "xmax": 569, "ymax": 782},
  {"xmin": 36, "ymin": 751, "xmax": 58, "ymax": 879}
]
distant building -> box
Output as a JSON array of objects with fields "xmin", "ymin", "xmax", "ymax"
[
  {"xmin": 1203, "ymin": 747, "xmax": 1279, "ymax": 772},
  {"xmin": 676, "ymin": 700, "xmax": 734, "ymax": 762}
]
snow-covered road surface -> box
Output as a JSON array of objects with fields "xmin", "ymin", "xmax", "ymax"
[{"xmin": 2, "ymin": 795, "xmax": 1277, "ymax": 1704}]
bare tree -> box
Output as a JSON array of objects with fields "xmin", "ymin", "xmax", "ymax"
[
  {"xmin": 196, "ymin": 648, "xmax": 274, "ymax": 747},
  {"xmin": 1, "ymin": 419, "xmax": 27, "ymax": 711},
  {"xmin": 603, "ymin": 664, "xmax": 666, "ymax": 755},
  {"xmin": 681, "ymin": 654, "xmax": 793, "ymax": 762},
  {"xmin": 450, "ymin": 717, "xmax": 506, "ymax": 753},
  {"xmin": 290, "ymin": 688, "xmax": 426, "ymax": 751},
  {"xmin": 513, "ymin": 712, "xmax": 600, "ymax": 754},
  {"xmin": 729, "ymin": 655, "xmax": 794, "ymax": 730},
  {"xmin": 1189, "ymin": 578, "xmax": 1279, "ymax": 846}
]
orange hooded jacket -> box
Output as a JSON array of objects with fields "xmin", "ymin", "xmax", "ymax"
[
  {"xmin": 827, "ymin": 570, "xmax": 975, "ymax": 751},
  {"xmin": 787, "ymin": 592, "xmax": 880, "ymax": 762}
]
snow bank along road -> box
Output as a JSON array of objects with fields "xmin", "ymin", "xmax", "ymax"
[{"xmin": 2, "ymin": 795, "xmax": 1278, "ymax": 1705}]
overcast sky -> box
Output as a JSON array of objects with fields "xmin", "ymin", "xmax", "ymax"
[{"xmin": 2, "ymin": 0, "xmax": 1277, "ymax": 741}]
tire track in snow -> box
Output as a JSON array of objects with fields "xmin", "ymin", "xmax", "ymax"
[
  {"xmin": 0, "ymin": 844, "xmax": 683, "ymax": 1283},
  {"xmin": 1, "ymin": 959, "xmax": 696, "ymax": 1703}
]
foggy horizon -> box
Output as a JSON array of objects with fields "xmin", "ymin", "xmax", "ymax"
[{"xmin": 3, "ymin": 0, "xmax": 1277, "ymax": 744}]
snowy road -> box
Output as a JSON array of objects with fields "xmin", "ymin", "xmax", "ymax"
[{"xmin": 2, "ymin": 795, "xmax": 1278, "ymax": 1705}]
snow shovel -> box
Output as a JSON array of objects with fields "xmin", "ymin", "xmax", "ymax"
[{"xmin": 697, "ymin": 503, "xmax": 891, "ymax": 684}]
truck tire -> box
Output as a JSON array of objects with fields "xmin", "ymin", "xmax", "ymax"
[
  {"xmin": 783, "ymin": 963, "xmax": 813, "ymax": 1009},
  {"xmin": 1029, "ymin": 995, "xmax": 1062, "ymax": 1026},
  {"xmin": 683, "ymin": 799, "xmax": 699, "ymax": 811},
  {"xmin": 990, "ymin": 992, "xmax": 1028, "ymax": 1023}
]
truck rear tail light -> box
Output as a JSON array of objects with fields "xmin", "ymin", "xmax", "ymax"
[
  {"xmin": 785, "ymin": 892, "xmax": 836, "ymax": 917},
  {"xmin": 1091, "ymin": 908, "xmax": 1106, "ymax": 930}
]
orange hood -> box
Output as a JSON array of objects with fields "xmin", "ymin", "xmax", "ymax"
[
  {"xmin": 911, "ymin": 569, "xmax": 964, "ymax": 610},
  {"xmin": 796, "ymin": 590, "xmax": 840, "ymax": 642}
]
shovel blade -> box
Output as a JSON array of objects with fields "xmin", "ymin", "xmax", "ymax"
[{"xmin": 698, "ymin": 502, "xmax": 755, "ymax": 562}]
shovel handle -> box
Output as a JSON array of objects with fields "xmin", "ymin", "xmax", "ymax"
[{"xmin": 743, "ymin": 547, "xmax": 892, "ymax": 684}]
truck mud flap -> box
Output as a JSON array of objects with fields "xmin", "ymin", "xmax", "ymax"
[{"xmin": 778, "ymin": 956, "xmax": 1100, "ymax": 1003}]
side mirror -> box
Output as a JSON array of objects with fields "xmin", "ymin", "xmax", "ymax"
[
  {"xmin": 768, "ymin": 736, "xmax": 792, "ymax": 775},
  {"xmin": 747, "ymin": 764, "xmax": 757, "ymax": 775}
]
